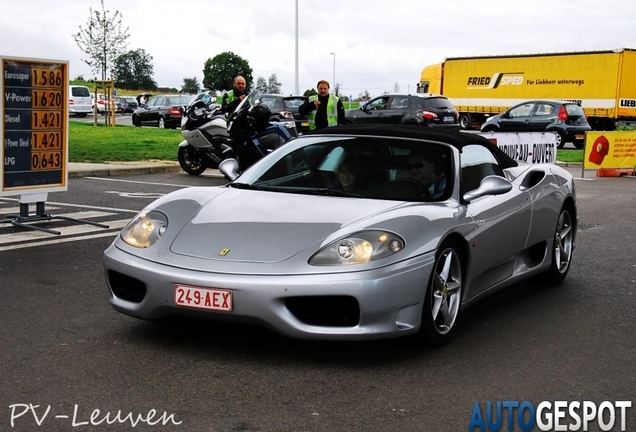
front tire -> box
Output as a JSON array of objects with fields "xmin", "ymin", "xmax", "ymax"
[
  {"xmin": 178, "ymin": 146, "xmax": 207, "ymax": 175},
  {"xmin": 539, "ymin": 205, "xmax": 574, "ymax": 284},
  {"xmin": 420, "ymin": 239, "xmax": 464, "ymax": 346},
  {"xmin": 133, "ymin": 115, "xmax": 141, "ymax": 127}
]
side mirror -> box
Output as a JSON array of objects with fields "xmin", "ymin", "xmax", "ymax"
[
  {"xmin": 219, "ymin": 158, "xmax": 241, "ymax": 181},
  {"xmin": 463, "ymin": 175, "xmax": 512, "ymax": 203}
]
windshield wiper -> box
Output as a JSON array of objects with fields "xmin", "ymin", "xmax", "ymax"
[
  {"xmin": 296, "ymin": 188, "xmax": 364, "ymax": 198},
  {"xmin": 227, "ymin": 183, "xmax": 265, "ymax": 191}
]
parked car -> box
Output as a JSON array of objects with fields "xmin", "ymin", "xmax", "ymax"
[
  {"xmin": 345, "ymin": 94, "xmax": 460, "ymax": 130},
  {"xmin": 94, "ymin": 93, "xmax": 121, "ymax": 115},
  {"xmin": 116, "ymin": 96, "xmax": 138, "ymax": 114},
  {"xmin": 68, "ymin": 85, "xmax": 92, "ymax": 117},
  {"xmin": 259, "ymin": 94, "xmax": 310, "ymax": 133},
  {"xmin": 103, "ymin": 124, "xmax": 577, "ymax": 346},
  {"xmin": 132, "ymin": 95, "xmax": 193, "ymax": 128},
  {"xmin": 136, "ymin": 93, "xmax": 153, "ymax": 106},
  {"xmin": 187, "ymin": 91, "xmax": 221, "ymax": 113},
  {"xmin": 480, "ymin": 100, "xmax": 591, "ymax": 149}
]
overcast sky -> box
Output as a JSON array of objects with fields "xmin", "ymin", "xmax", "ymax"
[{"xmin": 1, "ymin": 0, "xmax": 635, "ymax": 97}]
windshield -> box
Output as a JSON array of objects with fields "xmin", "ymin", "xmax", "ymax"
[
  {"xmin": 164, "ymin": 96, "xmax": 193, "ymax": 106},
  {"xmin": 283, "ymin": 97, "xmax": 307, "ymax": 109},
  {"xmin": 232, "ymin": 90, "xmax": 262, "ymax": 116},
  {"xmin": 232, "ymin": 135, "xmax": 454, "ymax": 202}
]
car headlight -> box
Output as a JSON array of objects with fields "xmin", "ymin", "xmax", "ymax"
[
  {"xmin": 309, "ymin": 230, "xmax": 405, "ymax": 266},
  {"xmin": 120, "ymin": 210, "xmax": 168, "ymax": 248}
]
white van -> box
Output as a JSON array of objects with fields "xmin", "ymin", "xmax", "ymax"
[{"xmin": 69, "ymin": 85, "xmax": 93, "ymax": 117}]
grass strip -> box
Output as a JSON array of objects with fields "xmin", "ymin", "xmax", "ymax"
[{"xmin": 69, "ymin": 120, "xmax": 584, "ymax": 163}]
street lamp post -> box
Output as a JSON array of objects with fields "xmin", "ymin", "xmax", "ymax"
[
  {"xmin": 294, "ymin": 0, "xmax": 299, "ymax": 95},
  {"xmin": 330, "ymin": 52, "xmax": 335, "ymax": 95}
]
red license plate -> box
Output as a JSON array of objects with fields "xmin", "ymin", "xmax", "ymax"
[{"xmin": 174, "ymin": 284, "xmax": 232, "ymax": 312}]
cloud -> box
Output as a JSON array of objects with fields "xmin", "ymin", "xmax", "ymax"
[{"xmin": 1, "ymin": 0, "xmax": 635, "ymax": 96}]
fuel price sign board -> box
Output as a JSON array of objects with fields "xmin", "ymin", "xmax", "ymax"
[{"xmin": 1, "ymin": 56, "xmax": 68, "ymax": 196}]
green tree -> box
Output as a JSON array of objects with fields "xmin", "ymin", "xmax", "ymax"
[
  {"xmin": 72, "ymin": 0, "xmax": 130, "ymax": 79},
  {"xmin": 267, "ymin": 74, "xmax": 282, "ymax": 94},
  {"xmin": 254, "ymin": 77, "xmax": 268, "ymax": 93},
  {"xmin": 111, "ymin": 49, "xmax": 157, "ymax": 90},
  {"xmin": 303, "ymin": 88, "xmax": 317, "ymax": 97},
  {"xmin": 202, "ymin": 52, "xmax": 253, "ymax": 93},
  {"xmin": 334, "ymin": 83, "xmax": 342, "ymax": 97},
  {"xmin": 181, "ymin": 77, "xmax": 201, "ymax": 94}
]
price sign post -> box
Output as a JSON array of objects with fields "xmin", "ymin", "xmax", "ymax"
[{"xmin": 1, "ymin": 56, "xmax": 107, "ymax": 234}]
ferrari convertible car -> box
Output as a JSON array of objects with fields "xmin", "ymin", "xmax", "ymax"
[{"xmin": 103, "ymin": 124, "xmax": 577, "ymax": 345}]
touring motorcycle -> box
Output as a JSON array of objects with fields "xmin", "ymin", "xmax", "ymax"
[
  {"xmin": 177, "ymin": 91, "xmax": 297, "ymax": 177},
  {"xmin": 177, "ymin": 92, "xmax": 228, "ymax": 175}
]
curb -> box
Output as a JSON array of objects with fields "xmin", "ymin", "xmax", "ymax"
[{"xmin": 69, "ymin": 164, "xmax": 183, "ymax": 178}]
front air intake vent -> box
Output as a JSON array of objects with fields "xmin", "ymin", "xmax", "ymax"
[
  {"xmin": 107, "ymin": 270, "xmax": 147, "ymax": 303},
  {"xmin": 285, "ymin": 296, "xmax": 360, "ymax": 327}
]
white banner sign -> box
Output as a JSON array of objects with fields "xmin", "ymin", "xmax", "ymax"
[{"xmin": 478, "ymin": 132, "xmax": 557, "ymax": 164}]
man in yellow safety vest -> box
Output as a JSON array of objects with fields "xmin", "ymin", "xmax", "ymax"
[
  {"xmin": 299, "ymin": 80, "xmax": 345, "ymax": 130},
  {"xmin": 221, "ymin": 75, "xmax": 248, "ymax": 115}
]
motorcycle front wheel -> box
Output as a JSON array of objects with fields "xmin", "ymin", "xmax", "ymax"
[{"xmin": 178, "ymin": 146, "xmax": 207, "ymax": 175}]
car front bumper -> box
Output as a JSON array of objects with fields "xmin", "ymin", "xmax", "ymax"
[{"xmin": 103, "ymin": 244, "xmax": 436, "ymax": 340}]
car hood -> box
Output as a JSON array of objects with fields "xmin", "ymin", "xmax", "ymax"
[{"xmin": 169, "ymin": 189, "xmax": 403, "ymax": 263}]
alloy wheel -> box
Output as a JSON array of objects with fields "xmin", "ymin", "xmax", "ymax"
[
  {"xmin": 554, "ymin": 209, "xmax": 574, "ymax": 274},
  {"xmin": 429, "ymin": 245, "xmax": 463, "ymax": 335}
]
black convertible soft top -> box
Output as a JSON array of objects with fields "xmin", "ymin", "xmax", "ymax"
[{"xmin": 305, "ymin": 124, "xmax": 518, "ymax": 168}]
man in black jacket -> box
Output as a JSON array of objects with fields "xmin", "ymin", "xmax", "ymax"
[
  {"xmin": 221, "ymin": 76, "xmax": 248, "ymax": 115},
  {"xmin": 299, "ymin": 80, "xmax": 345, "ymax": 130}
]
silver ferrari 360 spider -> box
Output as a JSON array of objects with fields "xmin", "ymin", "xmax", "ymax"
[{"xmin": 103, "ymin": 124, "xmax": 577, "ymax": 345}]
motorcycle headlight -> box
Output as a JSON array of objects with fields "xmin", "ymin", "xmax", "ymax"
[
  {"xmin": 121, "ymin": 210, "xmax": 168, "ymax": 248},
  {"xmin": 309, "ymin": 230, "xmax": 405, "ymax": 266}
]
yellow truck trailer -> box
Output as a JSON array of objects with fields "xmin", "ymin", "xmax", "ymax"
[{"xmin": 416, "ymin": 48, "xmax": 636, "ymax": 130}]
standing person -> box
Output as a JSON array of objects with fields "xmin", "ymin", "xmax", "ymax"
[
  {"xmin": 299, "ymin": 80, "xmax": 345, "ymax": 130},
  {"xmin": 221, "ymin": 75, "xmax": 248, "ymax": 115}
]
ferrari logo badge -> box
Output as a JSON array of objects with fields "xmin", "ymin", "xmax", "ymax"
[{"xmin": 219, "ymin": 249, "xmax": 230, "ymax": 256}]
